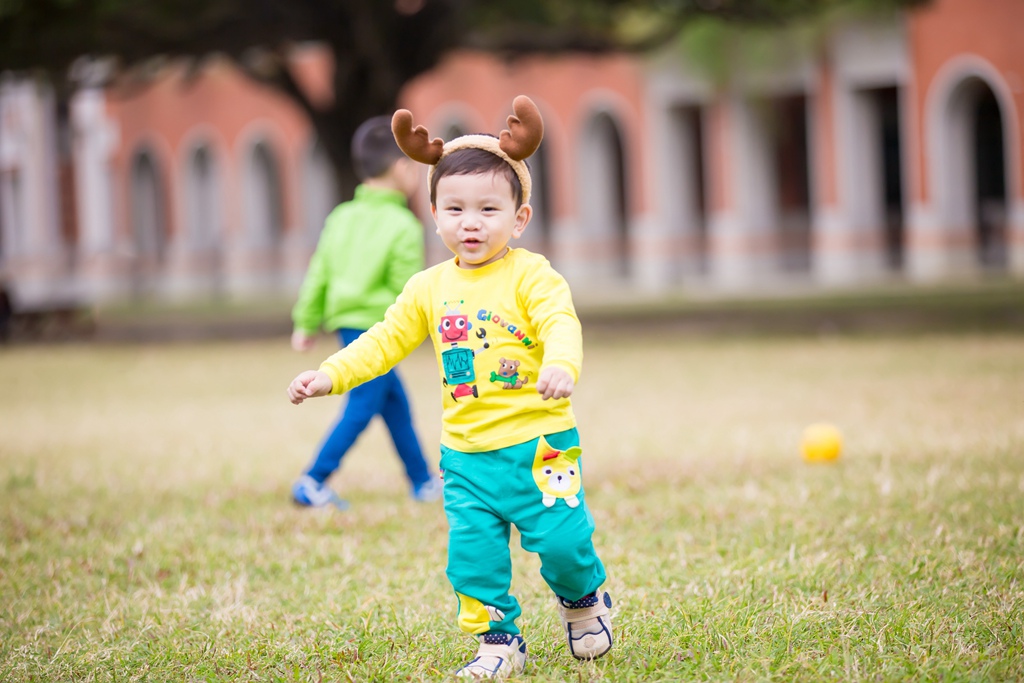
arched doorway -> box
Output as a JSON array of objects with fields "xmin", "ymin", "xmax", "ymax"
[
  {"xmin": 973, "ymin": 87, "xmax": 1007, "ymax": 268},
  {"xmin": 939, "ymin": 76, "xmax": 1010, "ymax": 271},
  {"xmin": 878, "ymin": 87, "xmax": 905, "ymax": 271}
]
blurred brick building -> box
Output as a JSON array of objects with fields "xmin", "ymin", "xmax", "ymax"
[{"xmin": 1, "ymin": 0, "xmax": 1022, "ymax": 308}]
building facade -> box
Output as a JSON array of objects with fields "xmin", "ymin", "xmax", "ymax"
[{"xmin": 1, "ymin": 0, "xmax": 1021, "ymax": 309}]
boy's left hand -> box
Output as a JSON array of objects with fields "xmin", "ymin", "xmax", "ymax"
[
  {"xmin": 536, "ymin": 366, "xmax": 574, "ymax": 400},
  {"xmin": 287, "ymin": 370, "xmax": 334, "ymax": 404}
]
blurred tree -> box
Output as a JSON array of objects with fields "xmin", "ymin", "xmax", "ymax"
[{"xmin": 0, "ymin": 0, "xmax": 927, "ymax": 196}]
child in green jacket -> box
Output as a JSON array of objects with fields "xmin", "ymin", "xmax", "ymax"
[{"xmin": 289, "ymin": 115, "xmax": 442, "ymax": 508}]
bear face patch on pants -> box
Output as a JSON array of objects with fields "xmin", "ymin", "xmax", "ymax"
[{"xmin": 532, "ymin": 436, "xmax": 582, "ymax": 508}]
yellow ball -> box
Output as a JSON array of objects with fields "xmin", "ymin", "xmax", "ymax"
[{"xmin": 801, "ymin": 423, "xmax": 843, "ymax": 462}]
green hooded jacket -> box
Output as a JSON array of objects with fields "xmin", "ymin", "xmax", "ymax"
[{"xmin": 292, "ymin": 185, "xmax": 425, "ymax": 334}]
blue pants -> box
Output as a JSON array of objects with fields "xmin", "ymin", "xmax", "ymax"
[
  {"xmin": 440, "ymin": 428, "xmax": 607, "ymax": 636},
  {"xmin": 303, "ymin": 328, "xmax": 432, "ymax": 488}
]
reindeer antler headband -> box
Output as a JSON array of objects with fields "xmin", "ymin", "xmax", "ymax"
[{"xmin": 392, "ymin": 95, "xmax": 544, "ymax": 205}]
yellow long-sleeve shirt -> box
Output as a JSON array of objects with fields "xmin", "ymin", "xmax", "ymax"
[{"xmin": 318, "ymin": 248, "xmax": 582, "ymax": 452}]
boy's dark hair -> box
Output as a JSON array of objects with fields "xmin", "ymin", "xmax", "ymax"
[
  {"xmin": 430, "ymin": 145, "xmax": 524, "ymax": 207},
  {"xmin": 352, "ymin": 115, "xmax": 406, "ymax": 180}
]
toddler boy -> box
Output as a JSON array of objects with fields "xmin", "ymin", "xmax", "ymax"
[{"xmin": 287, "ymin": 96, "xmax": 612, "ymax": 678}]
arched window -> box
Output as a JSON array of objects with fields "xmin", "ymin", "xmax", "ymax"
[
  {"xmin": 525, "ymin": 141, "xmax": 552, "ymax": 258},
  {"xmin": 186, "ymin": 144, "xmax": 220, "ymax": 249},
  {"xmin": 129, "ymin": 149, "xmax": 166, "ymax": 264},
  {"xmin": 0, "ymin": 168, "xmax": 23, "ymax": 261},
  {"xmin": 444, "ymin": 123, "xmax": 468, "ymax": 140},
  {"xmin": 246, "ymin": 141, "xmax": 284, "ymax": 248},
  {"xmin": 184, "ymin": 143, "xmax": 224, "ymax": 294},
  {"xmin": 579, "ymin": 112, "xmax": 629, "ymax": 279}
]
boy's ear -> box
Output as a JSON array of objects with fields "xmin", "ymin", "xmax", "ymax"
[{"xmin": 511, "ymin": 203, "xmax": 532, "ymax": 239}]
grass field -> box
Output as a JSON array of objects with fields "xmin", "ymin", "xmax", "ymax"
[{"xmin": 2, "ymin": 331, "xmax": 1023, "ymax": 681}]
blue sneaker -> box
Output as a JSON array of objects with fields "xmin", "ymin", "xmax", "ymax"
[
  {"xmin": 411, "ymin": 476, "xmax": 444, "ymax": 503},
  {"xmin": 455, "ymin": 632, "xmax": 527, "ymax": 679},
  {"xmin": 291, "ymin": 475, "xmax": 349, "ymax": 510}
]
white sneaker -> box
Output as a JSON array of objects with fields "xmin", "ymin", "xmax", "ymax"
[
  {"xmin": 455, "ymin": 633, "xmax": 527, "ymax": 679},
  {"xmin": 411, "ymin": 476, "xmax": 444, "ymax": 503},
  {"xmin": 291, "ymin": 475, "xmax": 348, "ymax": 510},
  {"xmin": 556, "ymin": 590, "xmax": 613, "ymax": 660}
]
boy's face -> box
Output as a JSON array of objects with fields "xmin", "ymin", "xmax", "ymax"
[{"xmin": 431, "ymin": 170, "xmax": 532, "ymax": 269}]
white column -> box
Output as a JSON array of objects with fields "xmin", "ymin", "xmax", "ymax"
[
  {"xmin": 0, "ymin": 77, "xmax": 69, "ymax": 303},
  {"xmin": 1010, "ymin": 199, "xmax": 1024, "ymax": 276},
  {"xmin": 710, "ymin": 94, "xmax": 778, "ymax": 288},
  {"xmin": 71, "ymin": 84, "xmax": 122, "ymax": 301}
]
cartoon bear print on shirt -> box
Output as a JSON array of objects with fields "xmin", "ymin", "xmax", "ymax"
[
  {"xmin": 531, "ymin": 436, "xmax": 582, "ymax": 508},
  {"xmin": 489, "ymin": 357, "xmax": 530, "ymax": 390}
]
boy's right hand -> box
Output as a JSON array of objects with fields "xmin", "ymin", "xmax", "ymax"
[
  {"xmin": 291, "ymin": 330, "xmax": 315, "ymax": 352},
  {"xmin": 287, "ymin": 370, "xmax": 333, "ymax": 404}
]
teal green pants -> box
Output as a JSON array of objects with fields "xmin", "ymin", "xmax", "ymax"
[{"xmin": 440, "ymin": 428, "xmax": 607, "ymax": 636}]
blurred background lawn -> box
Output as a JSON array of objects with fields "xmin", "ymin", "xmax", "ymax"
[{"xmin": 2, "ymin": 321, "xmax": 1022, "ymax": 681}]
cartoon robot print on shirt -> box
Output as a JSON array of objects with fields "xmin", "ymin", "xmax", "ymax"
[
  {"xmin": 438, "ymin": 300, "xmax": 489, "ymax": 402},
  {"xmin": 531, "ymin": 436, "xmax": 583, "ymax": 508}
]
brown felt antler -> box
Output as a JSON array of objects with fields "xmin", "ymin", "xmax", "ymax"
[
  {"xmin": 392, "ymin": 109, "xmax": 444, "ymax": 165},
  {"xmin": 499, "ymin": 95, "xmax": 544, "ymax": 161}
]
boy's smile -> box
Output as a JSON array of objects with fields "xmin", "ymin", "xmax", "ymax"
[{"xmin": 432, "ymin": 170, "xmax": 532, "ymax": 269}]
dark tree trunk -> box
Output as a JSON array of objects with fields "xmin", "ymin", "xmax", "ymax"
[
  {"xmin": 309, "ymin": 77, "xmax": 404, "ymax": 202},
  {"xmin": 304, "ymin": 0, "xmax": 463, "ymax": 200}
]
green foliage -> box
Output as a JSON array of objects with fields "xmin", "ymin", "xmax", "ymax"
[{"xmin": 677, "ymin": 0, "xmax": 924, "ymax": 85}]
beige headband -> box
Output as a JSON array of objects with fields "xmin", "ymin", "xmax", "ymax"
[{"xmin": 392, "ymin": 95, "xmax": 544, "ymax": 205}]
